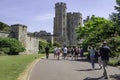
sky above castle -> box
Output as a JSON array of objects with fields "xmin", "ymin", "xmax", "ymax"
[{"xmin": 0, "ymin": 0, "xmax": 116, "ymax": 34}]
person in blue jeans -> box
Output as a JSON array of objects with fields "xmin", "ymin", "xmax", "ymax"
[{"xmin": 88, "ymin": 45, "xmax": 96, "ymax": 70}]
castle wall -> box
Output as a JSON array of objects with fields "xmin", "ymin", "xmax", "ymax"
[
  {"xmin": 0, "ymin": 31, "xmax": 10, "ymax": 38},
  {"xmin": 25, "ymin": 36, "xmax": 39, "ymax": 54},
  {"xmin": 10, "ymin": 24, "xmax": 39, "ymax": 54}
]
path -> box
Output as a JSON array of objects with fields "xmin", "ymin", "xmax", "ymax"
[{"xmin": 29, "ymin": 55, "xmax": 120, "ymax": 80}]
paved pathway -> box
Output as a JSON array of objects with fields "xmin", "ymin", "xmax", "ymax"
[{"xmin": 29, "ymin": 55, "xmax": 120, "ymax": 80}]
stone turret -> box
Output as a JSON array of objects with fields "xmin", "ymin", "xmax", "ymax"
[{"xmin": 54, "ymin": 2, "xmax": 68, "ymax": 46}]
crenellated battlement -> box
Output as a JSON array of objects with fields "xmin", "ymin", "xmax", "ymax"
[{"xmin": 55, "ymin": 2, "xmax": 66, "ymax": 8}]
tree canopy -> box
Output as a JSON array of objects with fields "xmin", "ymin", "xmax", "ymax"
[
  {"xmin": 76, "ymin": 16, "xmax": 114, "ymax": 49},
  {"xmin": 0, "ymin": 21, "xmax": 10, "ymax": 31},
  {"xmin": 109, "ymin": 0, "xmax": 120, "ymax": 35}
]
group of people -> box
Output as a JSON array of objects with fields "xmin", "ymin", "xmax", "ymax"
[
  {"xmin": 45, "ymin": 41, "xmax": 110, "ymax": 79},
  {"xmin": 53, "ymin": 46, "xmax": 84, "ymax": 60},
  {"xmin": 88, "ymin": 41, "xmax": 110, "ymax": 79}
]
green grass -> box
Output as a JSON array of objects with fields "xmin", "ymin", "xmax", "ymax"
[{"xmin": 0, "ymin": 54, "xmax": 45, "ymax": 80}]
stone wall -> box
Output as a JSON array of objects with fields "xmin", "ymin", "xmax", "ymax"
[
  {"xmin": 0, "ymin": 24, "xmax": 39, "ymax": 54},
  {"xmin": 25, "ymin": 36, "xmax": 39, "ymax": 54},
  {"xmin": 0, "ymin": 31, "xmax": 10, "ymax": 38}
]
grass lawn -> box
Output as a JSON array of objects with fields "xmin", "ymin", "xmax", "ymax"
[{"xmin": 0, "ymin": 54, "xmax": 45, "ymax": 80}]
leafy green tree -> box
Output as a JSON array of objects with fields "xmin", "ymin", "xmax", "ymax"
[
  {"xmin": 0, "ymin": 38, "xmax": 25, "ymax": 55},
  {"xmin": 39, "ymin": 39, "xmax": 49, "ymax": 53},
  {"xmin": 0, "ymin": 22, "xmax": 10, "ymax": 31},
  {"xmin": 53, "ymin": 41, "xmax": 61, "ymax": 47},
  {"xmin": 109, "ymin": 0, "xmax": 120, "ymax": 35},
  {"xmin": 76, "ymin": 16, "xmax": 114, "ymax": 50},
  {"xmin": 107, "ymin": 36, "xmax": 120, "ymax": 57}
]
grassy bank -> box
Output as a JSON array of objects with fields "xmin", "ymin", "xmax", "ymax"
[{"xmin": 0, "ymin": 54, "xmax": 45, "ymax": 80}]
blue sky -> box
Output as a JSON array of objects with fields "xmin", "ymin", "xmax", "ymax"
[{"xmin": 0, "ymin": 0, "xmax": 116, "ymax": 34}]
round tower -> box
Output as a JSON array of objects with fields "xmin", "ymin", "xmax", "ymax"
[{"xmin": 54, "ymin": 2, "xmax": 68, "ymax": 46}]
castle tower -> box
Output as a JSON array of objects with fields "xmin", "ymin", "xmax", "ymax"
[
  {"xmin": 54, "ymin": 2, "xmax": 68, "ymax": 46},
  {"xmin": 67, "ymin": 12, "xmax": 82, "ymax": 46},
  {"xmin": 11, "ymin": 24, "xmax": 27, "ymax": 48}
]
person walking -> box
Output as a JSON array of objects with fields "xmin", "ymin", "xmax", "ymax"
[
  {"xmin": 54, "ymin": 47, "xmax": 58, "ymax": 59},
  {"xmin": 45, "ymin": 46, "xmax": 50, "ymax": 59},
  {"xmin": 98, "ymin": 49, "xmax": 102, "ymax": 69},
  {"xmin": 88, "ymin": 45, "xmax": 96, "ymax": 70},
  {"xmin": 99, "ymin": 41, "xmax": 110, "ymax": 79},
  {"xmin": 63, "ymin": 46, "xmax": 67, "ymax": 60},
  {"xmin": 80, "ymin": 47, "xmax": 84, "ymax": 60}
]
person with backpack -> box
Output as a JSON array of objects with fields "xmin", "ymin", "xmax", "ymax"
[
  {"xmin": 88, "ymin": 45, "xmax": 96, "ymax": 70},
  {"xmin": 99, "ymin": 41, "xmax": 110, "ymax": 79}
]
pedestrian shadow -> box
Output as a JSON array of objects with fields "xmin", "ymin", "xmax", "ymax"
[
  {"xmin": 83, "ymin": 76, "xmax": 104, "ymax": 80},
  {"xmin": 75, "ymin": 58, "xmax": 89, "ymax": 62},
  {"xmin": 109, "ymin": 74, "xmax": 120, "ymax": 80},
  {"xmin": 76, "ymin": 69, "xmax": 92, "ymax": 71},
  {"xmin": 76, "ymin": 68, "xmax": 101, "ymax": 71}
]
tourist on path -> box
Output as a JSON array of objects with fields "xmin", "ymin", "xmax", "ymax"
[
  {"xmin": 98, "ymin": 49, "xmax": 102, "ymax": 69},
  {"xmin": 99, "ymin": 41, "xmax": 110, "ymax": 79},
  {"xmin": 79, "ymin": 47, "xmax": 84, "ymax": 60},
  {"xmin": 88, "ymin": 45, "xmax": 96, "ymax": 70},
  {"xmin": 63, "ymin": 46, "xmax": 67, "ymax": 59},
  {"xmin": 45, "ymin": 46, "xmax": 50, "ymax": 59},
  {"xmin": 71, "ymin": 47, "xmax": 74, "ymax": 60},
  {"xmin": 54, "ymin": 47, "xmax": 58, "ymax": 59}
]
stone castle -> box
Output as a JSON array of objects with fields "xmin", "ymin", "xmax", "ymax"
[
  {"xmin": 0, "ymin": 2, "xmax": 83, "ymax": 54},
  {"xmin": 53, "ymin": 2, "xmax": 82, "ymax": 46},
  {"xmin": 0, "ymin": 24, "xmax": 39, "ymax": 54}
]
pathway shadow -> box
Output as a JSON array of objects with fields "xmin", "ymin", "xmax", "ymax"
[
  {"xmin": 109, "ymin": 74, "xmax": 120, "ymax": 80},
  {"xmin": 83, "ymin": 76, "xmax": 104, "ymax": 80},
  {"xmin": 76, "ymin": 68, "xmax": 101, "ymax": 71},
  {"xmin": 74, "ymin": 58, "xmax": 89, "ymax": 62},
  {"xmin": 76, "ymin": 69, "xmax": 92, "ymax": 71}
]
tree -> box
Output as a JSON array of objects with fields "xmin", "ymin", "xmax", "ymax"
[
  {"xmin": 0, "ymin": 21, "xmax": 10, "ymax": 31},
  {"xmin": 53, "ymin": 41, "xmax": 61, "ymax": 47},
  {"xmin": 76, "ymin": 16, "xmax": 114, "ymax": 50},
  {"xmin": 39, "ymin": 39, "xmax": 49, "ymax": 53},
  {"xmin": 109, "ymin": 0, "xmax": 120, "ymax": 35}
]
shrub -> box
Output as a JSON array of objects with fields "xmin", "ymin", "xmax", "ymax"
[
  {"xmin": 39, "ymin": 39, "xmax": 49, "ymax": 53},
  {"xmin": 0, "ymin": 37, "xmax": 25, "ymax": 55},
  {"xmin": 107, "ymin": 36, "xmax": 120, "ymax": 57},
  {"xmin": 53, "ymin": 41, "xmax": 61, "ymax": 47},
  {"xmin": 108, "ymin": 58, "xmax": 120, "ymax": 66}
]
